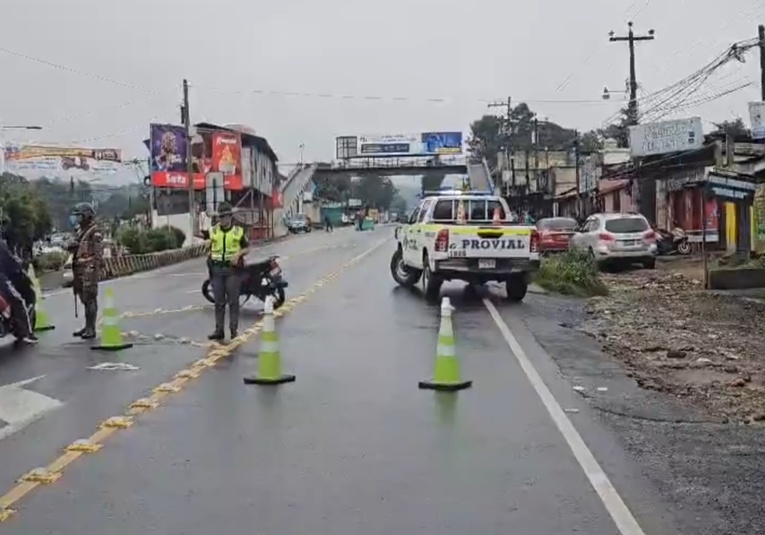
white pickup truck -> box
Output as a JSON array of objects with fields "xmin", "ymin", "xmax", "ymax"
[{"xmin": 390, "ymin": 191, "xmax": 540, "ymax": 301}]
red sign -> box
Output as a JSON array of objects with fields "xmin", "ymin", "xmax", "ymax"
[
  {"xmin": 151, "ymin": 171, "xmax": 205, "ymax": 189},
  {"xmin": 211, "ymin": 131, "xmax": 243, "ymax": 190}
]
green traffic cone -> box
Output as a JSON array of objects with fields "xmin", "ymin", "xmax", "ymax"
[
  {"xmin": 419, "ymin": 297, "xmax": 472, "ymax": 391},
  {"xmin": 92, "ymin": 287, "xmax": 133, "ymax": 351},
  {"xmin": 243, "ymin": 295, "xmax": 295, "ymax": 385},
  {"xmin": 28, "ymin": 265, "xmax": 54, "ymax": 332}
]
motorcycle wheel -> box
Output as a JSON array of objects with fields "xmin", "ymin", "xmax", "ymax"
[
  {"xmin": 201, "ymin": 279, "xmax": 215, "ymax": 303},
  {"xmin": 271, "ymin": 287, "xmax": 286, "ymax": 310},
  {"xmin": 677, "ymin": 241, "xmax": 692, "ymax": 255}
]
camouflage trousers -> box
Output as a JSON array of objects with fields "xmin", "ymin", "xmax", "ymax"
[{"xmin": 74, "ymin": 280, "xmax": 99, "ymax": 333}]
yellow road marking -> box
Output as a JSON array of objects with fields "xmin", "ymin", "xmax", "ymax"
[{"xmin": 0, "ymin": 236, "xmax": 389, "ymax": 523}]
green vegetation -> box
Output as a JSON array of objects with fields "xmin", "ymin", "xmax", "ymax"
[
  {"xmin": 0, "ymin": 173, "xmax": 53, "ymax": 251},
  {"xmin": 33, "ymin": 250, "xmax": 69, "ymax": 272},
  {"xmin": 534, "ymin": 249, "xmax": 609, "ymax": 297},
  {"xmin": 116, "ymin": 226, "xmax": 186, "ymax": 254}
]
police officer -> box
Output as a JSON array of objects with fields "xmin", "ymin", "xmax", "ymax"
[
  {"xmin": 199, "ymin": 202, "xmax": 249, "ymax": 341},
  {"xmin": 67, "ymin": 202, "xmax": 103, "ymax": 339}
]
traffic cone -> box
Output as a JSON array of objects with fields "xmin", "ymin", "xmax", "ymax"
[
  {"xmin": 27, "ymin": 265, "xmax": 54, "ymax": 332},
  {"xmin": 92, "ymin": 287, "xmax": 133, "ymax": 351},
  {"xmin": 243, "ymin": 295, "xmax": 295, "ymax": 385},
  {"xmin": 492, "ymin": 206, "xmax": 502, "ymax": 225},
  {"xmin": 419, "ymin": 297, "xmax": 472, "ymax": 391}
]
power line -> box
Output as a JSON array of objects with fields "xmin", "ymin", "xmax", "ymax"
[{"xmin": 0, "ymin": 47, "xmax": 164, "ymax": 95}]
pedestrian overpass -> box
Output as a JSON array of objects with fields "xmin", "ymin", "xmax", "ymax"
[{"xmin": 277, "ymin": 154, "xmax": 495, "ymax": 221}]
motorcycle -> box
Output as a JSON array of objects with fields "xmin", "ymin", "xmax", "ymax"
[
  {"xmin": 0, "ymin": 291, "xmax": 36, "ymax": 342},
  {"xmin": 656, "ymin": 227, "xmax": 692, "ymax": 255},
  {"xmin": 201, "ymin": 255, "xmax": 288, "ymax": 309}
]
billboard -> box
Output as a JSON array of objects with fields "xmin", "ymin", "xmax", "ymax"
[
  {"xmin": 2, "ymin": 144, "xmax": 123, "ymax": 181},
  {"xmin": 211, "ymin": 131, "xmax": 243, "ymax": 190},
  {"xmin": 748, "ymin": 102, "xmax": 765, "ymax": 140},
  {"xmin": 628, "ymin": 117, "xmax": 703, "ymax": 157},
  {"xmin": 336, "ymin": 132, "xmax": 463, "ymax": 158},
  {"xmin": 149, "ymin": 124, "xmax": 243, "ymax": 190}
]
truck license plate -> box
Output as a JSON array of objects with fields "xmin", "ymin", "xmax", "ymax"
[{"xmin": 478, "ymin": 259, "xmax": 496, "ymax": 269}]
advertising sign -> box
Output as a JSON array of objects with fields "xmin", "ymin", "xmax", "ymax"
[
  {"xmin": 748, "ymin": 102, "xmax": 765, "ymax": 140},
  {"xmin": 211, "ymin": 131, "xmax": 243, "ymax": 190},
  {"xmin": 705, "ymin": 171, "xmax": 756, "ymax": 202},
  {"xmin": 420, "ymin": 132, "xmax": 462, "ymax": 154},
  {"xmin": 149, "ymin": 123, "xmax": 201, "ymax": 189},
  {"xmin": 337, "ymin": 132, "xmax": 464, "ymax": 158},
  {"xmin": 628, "ymin": 117, "xmax": 703, "ymax": 157},
  {"xmin": 149, "ymin": 124, "xmax": 243, "ymax": 190},
  {"xmin": 2, "ymin": 144, "xmax": 123, "ymax": 181}
]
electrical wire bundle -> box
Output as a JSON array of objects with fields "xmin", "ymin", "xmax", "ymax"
[{"xmin": 600, "ymin": 37, "xmax": 760, "ymax": 128}]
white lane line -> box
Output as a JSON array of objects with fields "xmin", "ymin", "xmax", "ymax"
[{"xmin": 482, "ymin": 298, "xmax": 647, "ymax": 535}]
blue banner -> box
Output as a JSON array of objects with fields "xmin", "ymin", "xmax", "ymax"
[{"xmin": 421, "ymin": 132, "xmax": 462, "ymax": 155}]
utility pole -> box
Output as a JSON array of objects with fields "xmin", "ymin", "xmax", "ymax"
[
  {"xmin": 533, "ymin": 117, "xmax": 539, "ymax": 191},
  {"xmin": 488, "ymin": 97, "xmax": 512, "ymax": 192},
  {"xmin": 759, "ymin": 24, "xmax": 765, "ymax": 100},
  {"xmin": 181, "ymin": 79, "xmax": 195, "ymax": 234},
  {"xmin": 574, "ymin": 130, "xmax": 581, "ymax": 216},
  {"xmin": 609, "ymin": 22, "xmax": 655, "ymax": 125}
]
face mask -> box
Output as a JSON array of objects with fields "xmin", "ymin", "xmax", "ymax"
[{"xmin": 69, "ymin": 215, "xmax": 80, "ymax": 227}]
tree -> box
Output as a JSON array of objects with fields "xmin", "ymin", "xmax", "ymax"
[
  {"xmin": 578, "ymin": 130, "xmax": 603, "ymax": 154},
  {"xmin": 597, "ymin": 108, "xmax": 630, "ymax": 149},
  {"xmin": 0, "ymin": 173, "xmax": 53, "ymax": 253},
  {"xmin": 468, "ymin": 102, "xmax": 580, "ymax": 168},
  {"xmin": 710, "ymin": 118, "xmax": 750, "ymax": 139},
  {"xmin": 351, "ymin": 175, "xmax": 396, "ymax": 210}
]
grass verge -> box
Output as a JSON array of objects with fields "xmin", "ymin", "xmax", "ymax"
[{"xmin": 534, "ymin": 249, "xmax": 609, "ymax": 297}]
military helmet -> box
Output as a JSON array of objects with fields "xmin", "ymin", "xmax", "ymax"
[
  {"xmin": 217, "ymin": 202, "xmax": 233, "ymax": 216},
  {"xmin": 72, "ymin": 202, "xmax": 96, "ymax": 218}
]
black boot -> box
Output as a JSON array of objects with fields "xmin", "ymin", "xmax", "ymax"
[
  {"xmin": 208, "ymin": 330, "xmax": 224, "ymax": 341},
  {"xmin": 230, "ymin": 327, "xmax": 238, "ymax": 340},
  {"xmin": 73, "ymin": 327, "xmax": 87, "ymax": 337},
  {"xmin": 81, "ymin": 305, "xmax": 97, "ymax": 339}
]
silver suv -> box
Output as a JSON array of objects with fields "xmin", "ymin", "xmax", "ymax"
[{"xmin": 570, "ymin": 212, "xmax": 657, "ymax": 269}]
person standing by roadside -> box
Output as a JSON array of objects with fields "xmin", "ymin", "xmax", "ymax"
[
  {"xmin": 67, "ymin": 202, "xmax": 103, "ymax": 339},
  {"xmin": 196, "ymin": 202, "xmax": 250, "ymax": 341},
  {"xmin": 324, "ymin": 214, "xmax": 333, "ymax": 232}
]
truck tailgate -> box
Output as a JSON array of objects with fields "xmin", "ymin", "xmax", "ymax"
[{"xmin": 448, "ymin": 226, "xmax": 533, "ymax": 258}]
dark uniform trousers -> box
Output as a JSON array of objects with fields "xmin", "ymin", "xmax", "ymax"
[{"xmin": 209, "ymin": 262, "xmax": 242, "ymax": 332}]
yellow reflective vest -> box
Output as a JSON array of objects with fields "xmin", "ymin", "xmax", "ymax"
[{"xmin": 209, "ymin": 224, "xmax": 244, "ymax": 263}]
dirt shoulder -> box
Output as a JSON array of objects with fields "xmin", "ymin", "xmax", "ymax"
[{"xmin": 579, "ymin": 262, "xmax": 765, "ymax": 423}]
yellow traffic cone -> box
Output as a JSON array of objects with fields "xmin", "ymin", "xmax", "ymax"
[
  {"xmin": 27, "ymin": 265, "xmax": 54, "ymax": 332},
  {"xmin": 419, "ymin": 297, "xmax": 472, "ymax": 391},
  {"xmin": 243, "ymin": 295, "xmax": 295, "ymax": 385},
  {"xmin": 92, "ymin": 287, "xmax": 133, "ymax": 351}
]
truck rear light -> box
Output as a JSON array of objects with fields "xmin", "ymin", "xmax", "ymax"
[
  {"xmin": 435, "ymin": 229, "xmax": 449, "ymax": 252},
  {"xmin": 530, "ymin": 229, "xmax": 539, "ymax": 253}
]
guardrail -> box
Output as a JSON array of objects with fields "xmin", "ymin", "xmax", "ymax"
[{"xmin": 100, "ymin": 243, "xmax": 210, "ymax": 280}]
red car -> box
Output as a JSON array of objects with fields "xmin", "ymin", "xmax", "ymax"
[{"xmin": 536, "ymin": 217, "xmax": 577, "ymax": 254}]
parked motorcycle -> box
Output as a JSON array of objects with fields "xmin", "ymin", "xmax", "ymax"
[
  {"xmin": 201, "ymin": 255, "xmax": 288, "ymax": 309},
  {"xmin": 656, "ymin": 227, "xmax": 692, "ymax": 255}
]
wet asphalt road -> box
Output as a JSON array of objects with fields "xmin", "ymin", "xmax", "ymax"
[{"xmin": 0, "ymin": 226, "xmax": 714, "ymax": 534}]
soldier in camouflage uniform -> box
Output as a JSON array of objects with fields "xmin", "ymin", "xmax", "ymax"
[{"xmin": 67, "ymin": 202, "xmax": 103, "ymax": 339}]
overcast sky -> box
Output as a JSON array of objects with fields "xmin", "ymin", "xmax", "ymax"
[{"xmin": 1, "ymin": 0, "xmax": 763, "ymax": 176}]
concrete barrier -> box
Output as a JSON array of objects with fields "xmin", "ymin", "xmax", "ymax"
[
  {"xmin": 99, "ymin": 243, "xmax": 210, "ymax": 281},
  {"xmin": 708, "ymin": 267, "xmax": 765, "ymax": 290}
]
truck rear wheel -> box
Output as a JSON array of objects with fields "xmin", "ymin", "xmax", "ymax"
[
  {"xmin": 505, "ymin": 274, "xmax": 528, "ymax": 302},
  {"xmin": 422, "ymin": 253, "xmax": 443, "ymax": 300},
  {"xmin": 390, "ymin": 248, "xmax": 421, "ymax": 287}
]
